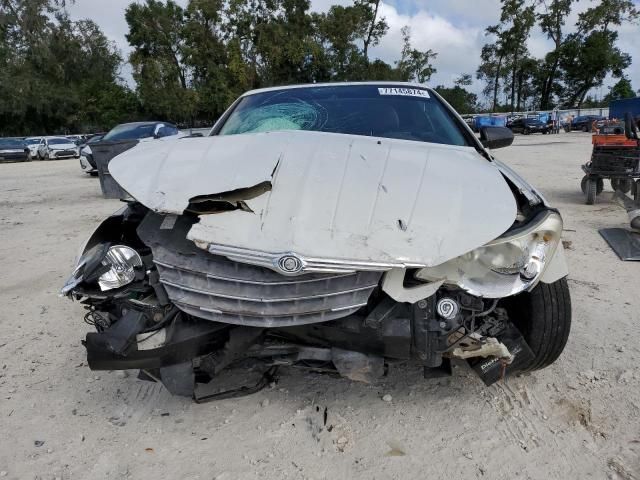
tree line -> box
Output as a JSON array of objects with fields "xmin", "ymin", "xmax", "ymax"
[
  {"xmin": 0, "ymin": 0, "xmax": 637, "ymax": 135},
  {"xmin": 477, "ymin": 0, "xmax": 638, "ymax": 112}
]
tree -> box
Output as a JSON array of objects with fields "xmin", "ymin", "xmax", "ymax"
[
  {"xmin": 604, "ymin": 77, "xmax": 636, "ymax": 102},
  {"xmin": 476, "ymin": 25, "xmax": 508, "ymax": 112},
  {"xmin": 434, "ymin": 85, "xmax": 478, "ymax": 114},
  {"xmin": 126, "ymin": 0, "xmax": 196, "ymax": 122},
  {"xmin": 0, "ymin": 0, "xmax": 133, "ymax": 134},
  {"xmin": 396, "ymin": 26, "xmax": 437, "ymax": 83},
  {"xmin": 537, "ymin": 0, "xmax": 575, "ymax": 109},
  {"xmin": 558, "ymin": 0, "xmax": 637, "ymax": 107},
  {"xmin": 355, "ymin": 0, "xmax": 387, "ymax": 62}
]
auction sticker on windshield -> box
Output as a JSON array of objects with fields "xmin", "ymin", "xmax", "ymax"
[{"xmin": 378, "ymin": 87, "xmax": 430, "ymax": 98}]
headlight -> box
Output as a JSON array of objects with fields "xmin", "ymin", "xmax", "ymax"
[
  {"xmin": 416, "ymin": 211, "xmax": 562, "ymax": 298},
  {"xmin": 98, "ymin": 245, "xmax": 143, "ymax": 291}
]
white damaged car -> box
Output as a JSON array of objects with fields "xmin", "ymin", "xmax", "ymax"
[{"xmin": 62, "ymin": 82, "xmax": 571, "ymax": 400}]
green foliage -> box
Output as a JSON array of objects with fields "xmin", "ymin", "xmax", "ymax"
[
  {"xmin": 0, "ymin": 1, "xmax": 137, "ymax": 135},
  {"xmin": 434, "ymin": 84, "xmax": 478, "ymax": 114},
  {"xmin": 396, "ymin": 26, "xmax": 437, "ymax": 83},
  {"xmin": 477, "ymin": 0, "xmax": 638, "ymax": 111},
  {"xmin": 604, "ymin": 76, "xmax": 636, "ymax": 102}
]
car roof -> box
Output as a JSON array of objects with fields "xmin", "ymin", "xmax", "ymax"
[
  {"xmin": 46, "ymin": 136, "xmax": 72, "ymax": 141},
  {"xmin": 114, "ymin": 121, "xmax": 172, "ymax": 128},
  {"xmin": 241, "ymin": 81, "xmax": 432, "ymax": 98}
]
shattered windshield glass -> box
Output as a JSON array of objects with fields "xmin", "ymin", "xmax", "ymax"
[{"xmin": 218, "ymin": 85, "xmax": 470, "ymax": 146}]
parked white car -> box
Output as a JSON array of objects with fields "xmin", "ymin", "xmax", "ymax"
[
  {"xmin": 62, "ymin": 82, "xmax": 571, "ymax": 400},
  {"xmin": 37, "ymin": 137, "xmax": 80, "ymax": 160},
  {"xmin": 24, "ymin": 137, "xmax": 42, "ymax": 159}
]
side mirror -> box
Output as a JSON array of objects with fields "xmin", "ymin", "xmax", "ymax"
[{"xmin": 480, "ymin": 126, "xmax": 514, "ymax": 150}]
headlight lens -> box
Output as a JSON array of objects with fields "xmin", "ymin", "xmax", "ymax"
[
  {"xmin": 98, "ymin": 245, "xmax": 143, "ymax": 291},
  {"xmin": 416, "ymin": 211, "xmax": 562, "ymax": 298}
]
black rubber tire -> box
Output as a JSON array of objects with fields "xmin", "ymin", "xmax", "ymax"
[
  {"xmin": 523, "ymin": 128, "xmax": 530, "ymax": 135},
  {"xmin": 503, "ymin": 278, "xmax": 572, "ymax": 372},
  {"xmin": 611, "ymin": 178, "xmax": 619, "ymax": 191},
  {"xmin": 585, "ymin": 178, "xmax": 597, "ymax": 204},
  {"xmin": 618, "ymin": 179, "xmax": 632, "ymax": 194},
  {"xmin": 580, "ymin": 175, "xmax": 589, "ymax": 194},
  {"xmin": 582, "ymin": 125, "xmax": 588, "ymax": 132}
]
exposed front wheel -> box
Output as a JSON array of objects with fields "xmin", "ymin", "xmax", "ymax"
[{"xmin": 502, "ymin": 278, "xmax": 571, "ymax": 372}]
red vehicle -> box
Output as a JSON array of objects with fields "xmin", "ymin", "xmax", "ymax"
[{"xmin": 581, "ymin": 114, "xmax": 640, "ymax": 204}]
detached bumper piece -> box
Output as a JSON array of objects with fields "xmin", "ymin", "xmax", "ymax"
[{"xmin": 84, "ymin": 314, "xmax": 227, "ymax": 372}]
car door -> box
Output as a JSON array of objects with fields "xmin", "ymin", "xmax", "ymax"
[
  {"xmin": 512, "ymin": 119, "xmax": 523, "ymax": 133},
  {"xmin": 38, "ymin": 139, "xmax": 46, "ymax": 156}
]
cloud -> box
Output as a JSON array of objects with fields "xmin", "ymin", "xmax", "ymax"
[{"xmin": 369, "ymin": 3, "xmax": 485, "ymax": 89}]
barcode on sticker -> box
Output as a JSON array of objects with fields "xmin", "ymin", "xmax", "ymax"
[
  {"xmin": 378, "ymin": 87, "xmax": 430, "ymax": 98},
  {"xmin": 160, "ymin": 214, "xmax": 177, "ymax": 230}
]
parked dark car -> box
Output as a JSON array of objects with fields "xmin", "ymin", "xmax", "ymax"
[
  {"xmin": 565, "ymin": 115, "xmax": 606, "ymax": 132},
  {"xmin": 509, "ymin": 118, "xmax": 549, "ymax": 135},
  {"xmin": 101, "ymin": 121, "xmax": 180, "ymax": 142},
  {"xmin": 0, "ymin": 137, "xmax": 30, "ymax": 162},
  {"xmin": 79, "ymin": 134, "xmax": 105, "ymax": 175}
]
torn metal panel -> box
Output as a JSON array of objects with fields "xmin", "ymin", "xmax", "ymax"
[
  {"xmin": 110, "ymin": 130, "xmax": 517, "ymax": 268},
  {"xmin": 108, "ymin": 135, "xmax": 282, "ymax": 213}
]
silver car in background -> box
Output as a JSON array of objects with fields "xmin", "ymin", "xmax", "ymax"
[{"xmin": 36, "ymin": 136, "xmax": 80, "ymax": 160}]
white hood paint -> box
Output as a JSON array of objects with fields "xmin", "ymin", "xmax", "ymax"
[{"xmin": 109, "ymin": 131, "xmax": 518, "ymax": 267}]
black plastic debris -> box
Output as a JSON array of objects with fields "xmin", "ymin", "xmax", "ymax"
[{"xmin": 599, "ymin": 228, "xmax": 640, "ymax": 261}]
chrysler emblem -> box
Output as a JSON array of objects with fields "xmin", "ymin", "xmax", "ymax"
[{"xmin": 277, "ymin": 254, "xmax": 304, "ymax": 274}]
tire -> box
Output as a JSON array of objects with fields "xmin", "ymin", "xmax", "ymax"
[
  {"xmin": 582, "ymin": 125, "xmax": 588, "ymax": 132},
  {"xmin": 502, "ymin": 278, "xmax": 571, "ymax": 372},
  {"xmin": 619, "ymin": 179, "xmax": 632, "ymax": 194},
  {"xmin": 580, "ymin": 175, "xmax": 589, "ymax": 194},
  {"xmin": 585, "ymin": 177, "xmax": 597, "ymax": 204},
  {"xmin": 611, "ymin": 178, "xmax": 619, "ymax": 192},
  {"xmin": 523, "ymin": 128, "xmax": 530, "ymax": 135}
]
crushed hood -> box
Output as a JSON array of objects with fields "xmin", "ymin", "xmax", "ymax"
[{"xmin": 109, "ymin": 130, "xmax": 517, "ymax": 267}]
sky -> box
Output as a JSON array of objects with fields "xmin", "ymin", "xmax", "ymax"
[{"xmin": 67, "ymin": 0, "xmax": 640, "ymax": 102}]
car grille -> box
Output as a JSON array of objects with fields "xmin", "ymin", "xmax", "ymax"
[
  {"xmin": 152, "ymin": 245, "xmax": 381, "ymax": 327},
  {"xmin": 56, "ymin": 150, "xmax": 76, "ymax": 157}
]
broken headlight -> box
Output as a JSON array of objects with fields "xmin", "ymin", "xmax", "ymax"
[
  {"xmin": 98, "ymin": 245, "xmax": 143, "ymax": 291},
  {"xmin": 416, "ymin": 211, "xmax": 562, "ymax": 298},
  {"xmin": 61, "ymin": 243, "xmax": 143, "ymax": 295}
]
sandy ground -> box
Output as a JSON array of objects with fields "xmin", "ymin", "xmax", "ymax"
[{"xmin": 0, "ymin": 132, "xmax": 639, "ymax": 480}]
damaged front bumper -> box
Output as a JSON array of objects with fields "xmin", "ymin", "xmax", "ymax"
[{"xmin": 63, "ymin": 200, "xmax": 568, "ymax": 400}]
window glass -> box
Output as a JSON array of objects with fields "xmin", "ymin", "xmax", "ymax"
[{"xmin": 219, "ymin": 85, "xmax": 470, "ymax": 147}]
